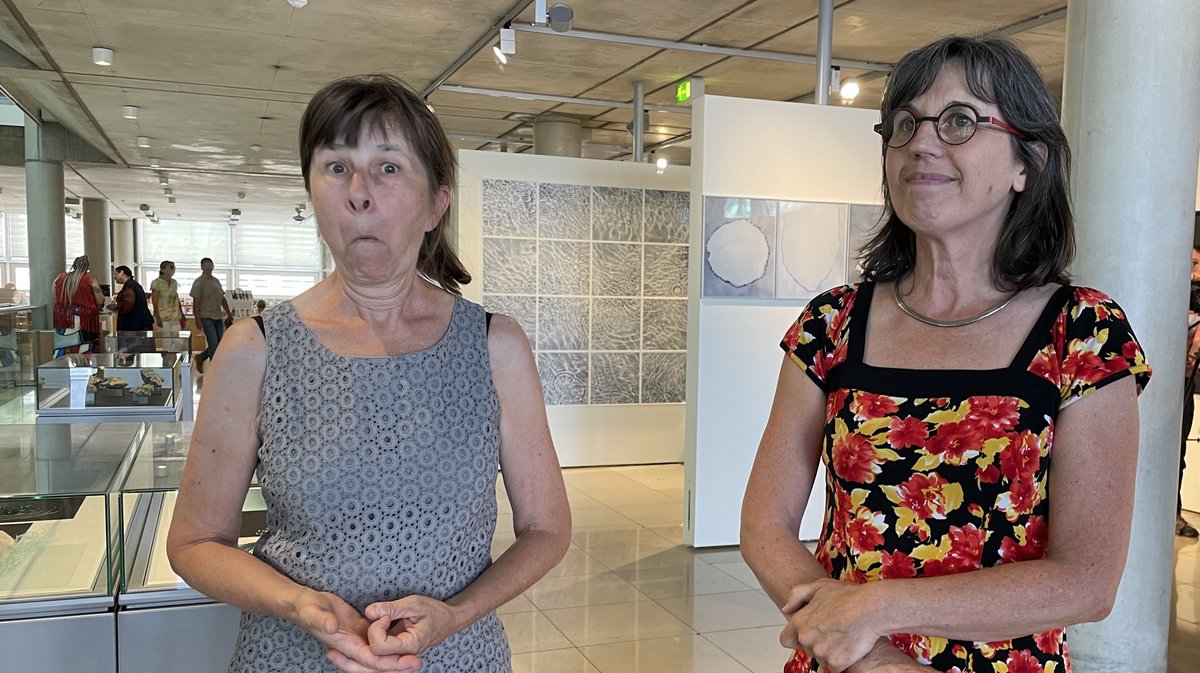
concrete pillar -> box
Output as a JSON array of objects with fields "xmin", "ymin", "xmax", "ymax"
[
  {"xmin": 111, "ymin": 218, "xmax": 135, "ymax": 274},
  {"xmin": 24, "ymin": 116, "xmax": 65, "ymax": 330},
  {"xmin": 532, "ymin": 116, "xmax": 582, "ymax": 157},
  {"xmin": 82, "ymin": 198, "xmax": 111, "ymax": 287},
  {"xmin": 1061, "ymin": 1, "xmax": 1200, "ymax": 671}
]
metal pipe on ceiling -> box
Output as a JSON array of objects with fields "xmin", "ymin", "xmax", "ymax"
[
  {"xmin": 815, "ymin": 0, "xmax": 834, "ymax": 105},
  {"xmin": 510, "ymin": 24, "xmax": 893, "ymax": 73},
  {"xmin": 438, "ymin": 84, "xmax": 690, "ymax": 114},
  {"xmin": 631, "ymin": 81, "xmax": 645, "ymax": 162}
]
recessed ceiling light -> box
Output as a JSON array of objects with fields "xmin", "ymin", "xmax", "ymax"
[
  {"xmin": 92, "ymin": 47, "xmax": 113, "ymax": 66},
  {"xmin": 136, "ymin": 136, "xmax": 151, "ymax": 148},
  {"xmin": 148, "ymin": 157, "xmax": 160, "ymax": 168},
  {"xmin": 250, "ymin": 144, "xmax": 262, "ymax": 152},
  {"xmin": 168, "ymin": 197, "xmax": 176, "ymax": 204},
  {"xmin": 122, "ymin": 105, "xmax": 139, "ymax": 119},
  {"xmin": 163, "ymin": 187, "xmax": 173, "ymax": 196},
  {"xmin": 158, "ymin": 173, "xmax": 169, "ymax": 186}
]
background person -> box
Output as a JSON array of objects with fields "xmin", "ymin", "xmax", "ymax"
[
  {"xmin": 151, "ymin": 259, "xmax": 188, "ymax": 353},
  {"xmin": 741, "ymin": 36, "xmax": 1151, "ymax": 673},
  {"xmin": 52, "ymin": 255, "xmax": 104, "ymax": 352},
  {"xmin": 189, "ymin": 256, "xmax": 231, "ymax": 372},
  {"xmin": 109, "ymin": 265, "xmax": 155, "ymax": 332},
  {"xmin": 1179, "ymin": 246, "xmax": 1200, "ymax": 538},
  {"xmin": 167, "ymin": 74, "xmax": 571, "ymax": 673}
]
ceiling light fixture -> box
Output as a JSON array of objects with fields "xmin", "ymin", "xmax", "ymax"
[
  {"xmin": 122, "ymin": 105, "xmax": 139, "ymax": 119},
  {"xmin": 168, "ymin": 197, "xmax": 176, "ymax": 204},
  {"xmin": 91, "ymin": 47, "xmax": 113, "ymax": 66},
  {"xmin": 499, "ymin": 26, "xmax": 516, "ymax": 55},
  {"xmin": 286, "ymin": 0, "xmax": 308, "ymax": 7},
  {"xmin": 839, "ymin": 80, "xmax": 860, "ymax": 102},
  {"xmin": 148, "ymin": 157, "xmax": 160, "ymax": 168},
  {"xmin": 655, "ymin": 156, "xmax": 669, "ymax": 169},
  {"xmin": 158, "ymin": 173, "xmax": 169, "ymax": 186},
  {"xmin": 492, "ymin": 43, "xmax": 508, "ymax": 65},
  {"xmin": 163, "ymin": 187, "xmax": 173, "ymax": 196},
  {"xmin": 136, "ymin": 136, "xmax": 151, "ymax": 148},
  {"xmin": 547, "ymin": 4, "xmax": 574, "ymax": 33},
  {"xmin": 250, "ymin": 144, "xmax": 262, "ymax": 152}
]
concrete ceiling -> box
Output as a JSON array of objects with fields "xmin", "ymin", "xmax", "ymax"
[{"xmin": 0, "ymin": 0, "xmax": 1067, "ymax": 227}]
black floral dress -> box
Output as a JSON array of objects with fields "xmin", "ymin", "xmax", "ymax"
[{"xmin": 780, "ymin": 282, "xmax": 1151, "ymax": 673}]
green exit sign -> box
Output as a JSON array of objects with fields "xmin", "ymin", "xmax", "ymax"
[{"xmin": 675, "ymin": 80, "xmax": 691, "ymax": 103}]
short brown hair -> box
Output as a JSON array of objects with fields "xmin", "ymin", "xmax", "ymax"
[
  {"xmin": 299, "ymin": 74, "xmax": 470, "ymax": 295},
  {"xmin": 859, "ymin": 36, "xmax": 1074, "ymax": 290}
]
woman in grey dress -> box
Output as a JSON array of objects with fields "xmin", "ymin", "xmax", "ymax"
[{"xmin": 167, "ymin": 74, "xmax": 572, "ymax": 673}]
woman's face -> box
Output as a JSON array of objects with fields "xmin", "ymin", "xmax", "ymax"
[
  {"xmin": 884, "ymin": 62, "xmax": 1028, "ymax": 245},
  {"xmin": 308, "ymin": 124, "xmax": 449, "ymax": 286},
  {"xmin": 162, "ymin": 264, "xmax": 175, "ymax": 280}
]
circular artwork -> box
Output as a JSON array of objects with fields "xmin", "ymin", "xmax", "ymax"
[{"xmin": 706, "ymin": 219, "xmax": 769, "ymax": 288}]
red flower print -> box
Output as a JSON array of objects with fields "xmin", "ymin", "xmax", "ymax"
[
  {"xmin": 846, "ymin": 509, "xmax": 886, "ymax": 553},
  {"xmin": 1005, "ymin": 649, "xmax": 1044, "ymax": 673},
  {"xmin": 831, "ymin": 432, "xmax": 880, "ymax": 483},
  {"xmin": 1007, "ymin": 477, "xmax": 1040, "ymax": 515},
  {"xmin": 946, "ymin": 524, "xmax": 986, "ymax": 568},
  {"xmin": 976, "ymin": 463, "xmax": 1001, "ymax": 484},
  {"xmin": 850, "ymin": 391, "xmax": 900, "ymax": 420},
  {"xmin": 896, "ymin": 473, "xmax": 953, "ymax": 520},
  {"xmin": 966, "ymin": 396, "xmax": 1021, "ymax": 433},
  {"xmin": 1061, "ymin": 341, "xmax": 1105, "ymax": 386},
  {"xmin": 1050, "ymin": 312, "xmax": 1066, "ymax": 353},
  {"xmin": 925, "ymin": 421, "xmax": 983, "ymax": 465},
  {"xmin": 1000, "ymin": 515, "xmax": 1048, "ymax": 562},
  {"xmin": 826, "ymin": 388, "xmax": 850, "ymax": 423},
  {"xmin": 811, "ymin": 338, "xmax": 849, "ymax": 383},
  {"xmin": 999, "ymin": 431, "xmax": 1042, "ymax": 482},
  {"xmin": 1034, "ymin": 628, "xmax": 1062, "ymax": 655},
  {"xmin": 880, "ymin": 550, "xmax": 917, "ymax": 579},
  {"xmin": 783, "ymin": 319, "xmax": 807, "ymax": 352},
  {"xmin": 888, "ymin": 633, "xmax": 934, "ymax": 665},
  {"xmin": 1121, "ymin": 340, "xmax": 1141, "ymax": 361},
  {"xmin": 784, "ymin": 650, "xmax": 811, "ymax": 673},
  {"xmin": 887, "ymin": 416, "xmax": 928, "ymax": 449},
  {"xmin": 1074, "ymin": 287, "xmax": 1111, "ymax": 308},
  {"xmin": 1028, "ymin": 347, "xmax": 1060, "ymax": 386}
]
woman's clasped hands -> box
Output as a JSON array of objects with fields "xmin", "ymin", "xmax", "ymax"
[
  {"xmin": 292, "ymin": 588, "xmax": 458, "ymax": 673},
  {"xmin": 780, "ymin": 579, "xmax": 927, "ymax": 673}
]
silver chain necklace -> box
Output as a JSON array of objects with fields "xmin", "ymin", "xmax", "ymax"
[{"xmin": 892, "ymin": 281, "xmax": 1019, "ymax": 328}]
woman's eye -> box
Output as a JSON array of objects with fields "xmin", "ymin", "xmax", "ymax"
[
  {"xmin": 381, "ymin": 163, "xmax": 398, "ymax": 174},
  {"xmin": 329, "ymin": 163, "xmax": 346, "ymax": 174}
]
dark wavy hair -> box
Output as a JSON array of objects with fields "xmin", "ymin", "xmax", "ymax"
[
  {"xmin": 859, "ymin": 35, "xmax": 1074, "ymax": 290},
  {"xmin": 299, "ymin": 74, "xmax": 469, "ymax": 295}
]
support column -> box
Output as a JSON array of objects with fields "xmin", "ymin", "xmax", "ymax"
[
  {"xmin": 24, "ymin": 115, "xmax": 65, "ymax": 329},
  {"xmin": 82, "ymin": 198, "xmax": 111, "ymax": 287},
  {"xmin": 1061, "ymin": 1, "xmax": 1200, "ymax": 671},
  {"xmin": 814, "ymin": 0, "xmax": 833, "ymax": 105},
  {"xmin": 631, "ymin": 80, "xmax": 645, "ymax": 162},
  {"xmin": 111, "ymin": 218, "xmax": 135, "ymax": 272}
]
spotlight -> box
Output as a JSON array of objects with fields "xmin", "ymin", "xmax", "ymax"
[
  {"xmin": 492, "ymin": 43, "xmax": 508, "ymax": 65},
  {"xmin": 136, "ymin": 136, "xmax": 151, "ymax": 148},
  {"xmin": 148, "ymin": 157, "xmax": 160, "ymax": 168},
  {"xmin": 163, "ymin": 187, "xmax": 173, "ymax": 196},
  {"xmin": 139, "ymin": 203, "xmax": 151, "ymax": 212},
  {"xmin": 548, "ymin": 4, "xmax": 574, "ymax": 33},
  {"xmin": 655, "ymin": 156, "xmax": 668, "ymax": 169},
  {"xmin": 839, "ymin": 80, "xmax": 860, "ymax": 101},
  {"xmin": 91, "ymin": 47, "xmax": 113, "ymax": 66},
  {"xmin": 158, "ymin": 173, "xmax": 169, "ymax": 186},
  {"xmin": 286, "ymin": 0, "xmax": 307, "ymax": 7},
  {"xmin": 168, "ymin": 197, "xmax": 176, "ymax": 204},
  {"xmin": 236, "ymin": 190, "xmax": 246, "ymax": 200},
  {"xmin": 122, "ymin": 105, "xmax": 139, "ymax": 119},
  {"xmin": 499, "ymin": 26, "xmax": 516, "ymax": 55},
  {"xmin": 250, "ymin": 144, "xmax": 262, "ymax": 152}
]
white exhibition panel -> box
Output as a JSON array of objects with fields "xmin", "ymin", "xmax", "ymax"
[
  {"xmin": 686, "ymin": 95, "xmax": 882, "ymax": 547},
  {"xmin": 456, "ymin": 150, "xmax": 691, "ymax": 467}
]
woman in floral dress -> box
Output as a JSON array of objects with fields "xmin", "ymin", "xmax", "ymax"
[{"xmin": 741, "ymin": 36, "xmax": 1151, "ymax": 673}]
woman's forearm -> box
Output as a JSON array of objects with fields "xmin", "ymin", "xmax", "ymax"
[
  {"xmin": 170, "ymin": 539, "xmax": 312, "ymax": 622},
  {"xmin": 741, "ymin": 520, "xmax": 829, "ymax": 608},
  {"xmin": 866, "ymin": 557, "xmax": 1109, "ymax": 643},
  {"xmin": 443, "ymin": 527, "xmax": 569, "ymax": 633}
]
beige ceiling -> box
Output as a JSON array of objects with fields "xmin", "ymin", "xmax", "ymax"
[{"xmin": 0, "ymin": 0, "xmax": 1067, "ymax": 227}]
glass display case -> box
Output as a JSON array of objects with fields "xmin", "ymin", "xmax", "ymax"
[
  {"xmin": 0, "ymin": 423, "xmax": 143, "ymax": 673},
  {"xmin": 35, "ymin": 352, "xmax": 193, "ymax": 424},
  {"xmin": 116, "ymin": 421, "xmax": 252, "ymax": 673},
  {"xmin": 103, "ymin": 329, "xmax": 192, "ymax": 356}
]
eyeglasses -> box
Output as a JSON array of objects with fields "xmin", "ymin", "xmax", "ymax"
[{"xmin": 874, "ymin": 103, "xmax": 1027, "ymax": 149}]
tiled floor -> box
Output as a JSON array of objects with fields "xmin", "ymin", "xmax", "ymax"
[
  {"xmin": 2, "ymin": 383, "xmax": 1196, "ymax": 672},
  {"xmin": 512, "ymin": 465, "xmax": 1200, "ymax": 673}
]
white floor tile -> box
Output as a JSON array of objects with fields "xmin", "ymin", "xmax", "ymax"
[
  {"xmin": 582, "ymin": 634, "xmax": 753, "ymax": 673},
  {"xmin": 542, "ymin": 600, "xmax": 694, "ymax": 647},
  {"xmin": 655, "ymin": 590, "xmax": 786, "ymax": 634},
  {"xmin": 703, "ymin": 626, "xmax": 793, "ymax": 673}
]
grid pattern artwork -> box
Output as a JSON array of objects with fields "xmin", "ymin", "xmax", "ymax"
[{"xmin": 481, "ymin": 180, "xmax": 689, "ymax": 406}]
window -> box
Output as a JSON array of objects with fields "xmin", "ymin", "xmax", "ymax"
[
  {"xmin": 141, "ymin": 220, "xmax": 231, "ymax": 266},
  {"xmin": 233, "ymin": 271, "xmax": 318, "ymax": 299},
  {"xmin": 233, "ymin": 221, "xmax": 320, "ymax": 268}
]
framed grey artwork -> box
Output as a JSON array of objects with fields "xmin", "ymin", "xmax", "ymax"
[
  {"xmin": 847, "ymin": 204, "xmax": 885, "ymax": 283},
  {"xmin": 775, "ymin": 201, "xmax": 848, "ymax": 300},
  {"xmin": 702, "ymin": 196, "xmax": 777, "ymax": 298}
]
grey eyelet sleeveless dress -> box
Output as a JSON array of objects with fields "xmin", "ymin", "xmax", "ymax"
[{"xmin": 227, "ymin": 296, "xmax": 511, "ymax": 672}]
